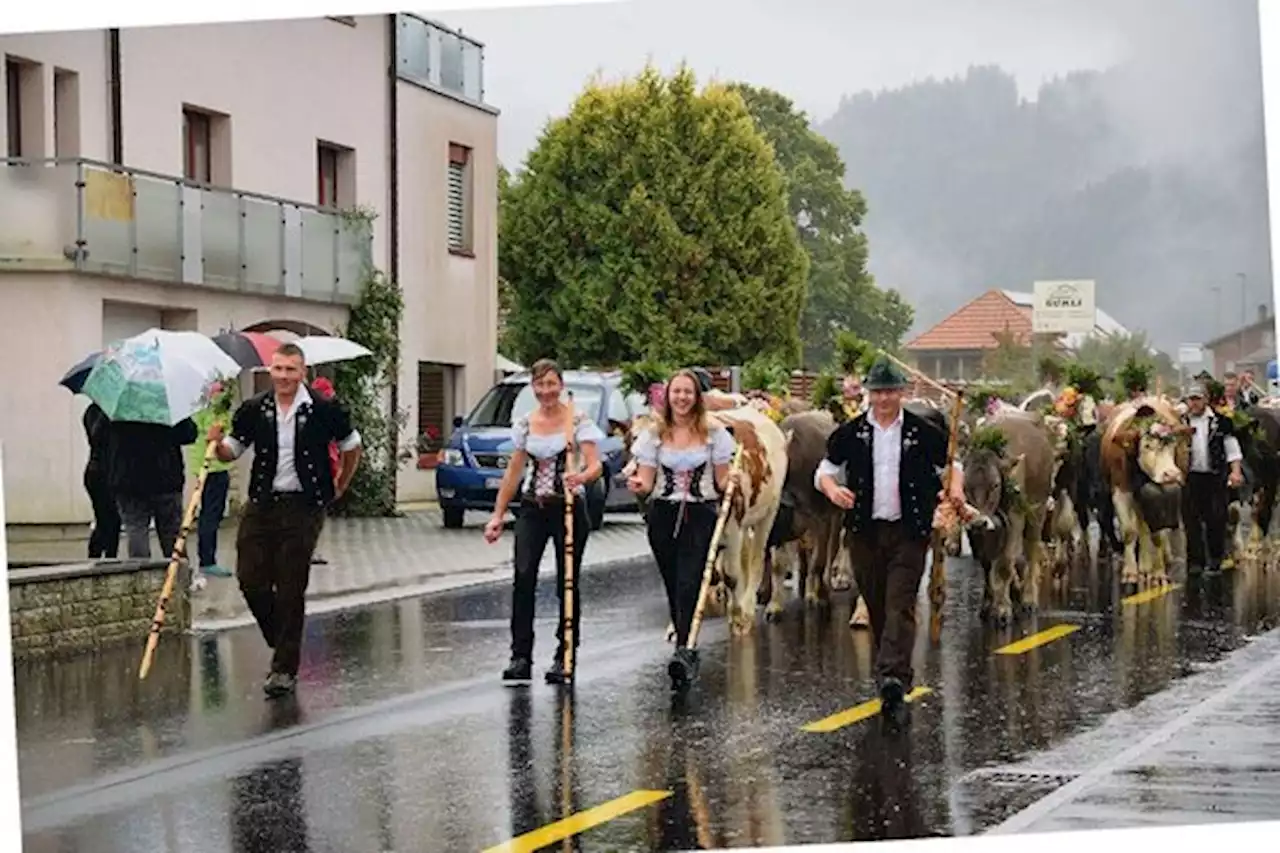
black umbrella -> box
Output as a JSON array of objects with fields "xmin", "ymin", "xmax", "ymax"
[{"xmin": 59, "ymin": 351, "xmax": 102, "ymax": 394}]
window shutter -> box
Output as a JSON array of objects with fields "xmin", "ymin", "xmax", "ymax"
[{"xmin": 447, "ymin": 161, "xmax": 465, "ymax": 249}]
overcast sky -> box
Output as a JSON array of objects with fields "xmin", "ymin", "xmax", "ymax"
[{"xmin": 437, "ymin": 0, "xmax": 1181, "ymax": 169}]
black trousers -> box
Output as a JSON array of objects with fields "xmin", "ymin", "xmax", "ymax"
[
  {"xmin": 846, "ymin": 520, "xmax": 930, "ymax": 689},
  {"xmin": 1184, "ymin": 471, "xmax": 1228, "ymax": 569},
  {"xmin": 236, "ymin": 495, "xmax": 326, "ymax": 677},
  {"xmin": 84, "ymin": 468, "xmax": 120, "ymax": 559},
  {"xmin": 647, "ymin": 499, "xmax": 718, "ymax": 647},
  {"xmin": 510, "ymin": 499, "xmax": 589, "ymax": 661}
]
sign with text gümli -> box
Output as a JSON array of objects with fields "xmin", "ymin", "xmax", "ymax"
[
  {"xmin": 1031, "ymin": 280, "xmax": 1096, "ymax": 334},
  {"xmin": 1177, "ymin": 344, "xmax": 1205, "ymax": 365}
]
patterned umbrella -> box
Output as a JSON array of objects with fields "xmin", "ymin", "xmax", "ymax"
[
  {"xmin": 81, "ymin": 329, "xmax": 241, "ymax": 426},
  {"xmin": 58, "ymin": 351, "xmax": 103, "ymax": 394}
]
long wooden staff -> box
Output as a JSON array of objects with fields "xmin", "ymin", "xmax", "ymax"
[
  {"xmin": 139, "ymin": 438, "xmax": 217, "ymax": 680},
  {"xmin": 561, "ymin": 392, "xmax": 578, "ymax": 681},
  {"xmin": 687, "ymin": 443, "xmax": 745, "ymax": 649},
  {"xmin": 879, "ymin": 350, "xmax": 958, "ymax": 401},
  {"xmin": 930, "ymin": 391, "xmax": 965, "ymax": 644}
]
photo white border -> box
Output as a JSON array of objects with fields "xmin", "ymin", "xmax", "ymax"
[{"xmin": 1, "ymin": 2, "xmax": 1279, "ymax": 852}]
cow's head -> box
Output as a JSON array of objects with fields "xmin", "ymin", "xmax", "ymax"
[
  {"xmin": 1118, "ymin": 414, "xmax": 1183, "ymax": 487},
  {"xmin": 961, "ymin": 446, "xmax": 1022, "ymax": 530}
]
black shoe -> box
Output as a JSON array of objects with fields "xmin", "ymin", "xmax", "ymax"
[
  {"xmin": 502, "ymin": 657, "xmax": 532, "ymax": 684},
  {"xmin": 879, "ymin": 678, "xmax": 910, "ymax": 730},
  {"xmin": 668, "ymin": 648, "xmax": 699, "ymax": 692},
  {"xmin": 545, "ymin": 651, "xmax": 577, "ymax": 685},
  {"xmin": 263, "ymin": 671, "xmax": 297, "ymax": 699}
]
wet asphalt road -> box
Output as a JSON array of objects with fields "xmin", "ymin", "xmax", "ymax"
[{"xmin": 14, "ymin": 535, "xmax": 1280, "ymax": 852}]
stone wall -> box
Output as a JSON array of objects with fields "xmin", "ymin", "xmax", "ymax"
[{"xmin": 8, "ymin": 559, "xmax": 192, "ymax": 659}]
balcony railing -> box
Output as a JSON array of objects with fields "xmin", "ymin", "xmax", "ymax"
[
  {"xmin": 396, "ymin": 14, "xmax": 485, "ymax": 105},
  {"xmin": 0, "ymin": 158, "xmax": 372, "ymax": 304}
]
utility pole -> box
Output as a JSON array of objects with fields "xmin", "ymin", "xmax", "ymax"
[{"xmin": 1238, "ymin": 272, "xmax": 1248, "ymax": 369}]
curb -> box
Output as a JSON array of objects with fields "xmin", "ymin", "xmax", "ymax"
[{"xmin": 190, "ymin": 550, "xmax": 653, "ymax": 633}]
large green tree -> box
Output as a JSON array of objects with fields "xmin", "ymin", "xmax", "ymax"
[
  {"xmin": 500, "ymin": 65, "xmax": 809, "ymax": 367},
  {"xmin": 728, "ymin": 83, "xmax": 913, "ymax": 368}
]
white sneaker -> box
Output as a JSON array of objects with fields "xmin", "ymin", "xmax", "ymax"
[{"xmin": 190, "ymin": 574, "xmax": 208, "ymax": 593}]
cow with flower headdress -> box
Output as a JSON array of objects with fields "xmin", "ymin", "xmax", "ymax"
[{"xmin": 1099, "ymin": 390, "xmax": 1190, "ymax": 592}]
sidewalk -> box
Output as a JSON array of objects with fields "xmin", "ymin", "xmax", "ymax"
[
  {"xmin": 981, "ymin": 623, "xmax": 1280, "ymax": 834},
  {"xmin": 6, "ymin": 509, "xmax": 652, "ymax": 632}
]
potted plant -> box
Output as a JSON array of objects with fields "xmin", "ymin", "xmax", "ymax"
[{"xmin": 417, "ymin": 424, "xmax": 443, "ymax": 469}]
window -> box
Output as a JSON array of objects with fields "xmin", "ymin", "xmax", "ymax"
[
  {"xmin": 447, "ymin": 142, "xmax": 472, "ymax": 253},
  {"xmin": 5, "ymin": 58, "xmax": 21, "ymax": 157},
  {"xmin": 53, "ymin": 69, "xmax": 80, "ymax": 157},
  {"xmin": 318, "ymin": 144, "xmax": 339, "ymax": 206},
  {"xmin": 182, "ymin": 108, "xmax": 212, "ymax": 183}
]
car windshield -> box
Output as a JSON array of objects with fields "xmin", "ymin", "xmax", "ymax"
[{"xmin": 466, "ymin": 382, "xmax": 603, "ymax": 428}]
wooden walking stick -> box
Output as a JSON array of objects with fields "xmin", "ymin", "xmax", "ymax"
[
  {"xmin": 687, "ymin": 443, "xmax": 744, "ymax": 649},
  {"xmin": 560, "ymin": 392, "xmax": 578, "ymax": 681},
  {"xmin": 930, "ymin": 391, "xmax": 965, "ymax": 644},
  {"xmin": 139, "ymin": 438, "xmax": 217, "ymax": 680}
]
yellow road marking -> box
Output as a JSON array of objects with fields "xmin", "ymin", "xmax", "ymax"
[
  {"xmin": 801, "ymin": 686, "xmax": 933, "ymax": 733},
  {"xmin": 994, "ymin": 623, "xmax": 1081, "ymax": 656},
  {"xmin": 482, "ymin": 789, "xmax": 672, "ymax": 853},
  {"xmin": 1121, "ymin": 583, "xmax": 1182, "ymax": 607}
]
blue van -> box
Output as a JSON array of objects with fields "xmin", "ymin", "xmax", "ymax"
[{"xmin": 435, "ymin": 369, "xmax": 647, "ymax": 530}]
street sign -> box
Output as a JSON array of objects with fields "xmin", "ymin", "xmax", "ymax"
[
  {"xmin": 1177, "ymin": 344, "xmax": 1204, "ymax": 364},
  {"xmin": 1031, "ymin": 280, "xmax": 1096, "ymax": 334}
]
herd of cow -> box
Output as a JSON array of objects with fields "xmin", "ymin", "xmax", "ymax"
[{"xmin": 623, "ymin": 384, "xmax": 1280, "ymax": 644}]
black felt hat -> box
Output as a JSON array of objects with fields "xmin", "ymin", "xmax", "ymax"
[{"xmin": 863, "ymin": 355, "xmax": 908, "ymax": 390}]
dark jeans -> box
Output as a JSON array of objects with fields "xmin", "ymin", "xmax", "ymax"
[
  {"xmin": 1184, "ymin": 471, "xmax": 1228, "ymax": 569},
  {"xmin": 646, "ymin": 499, "xmax": 717, "ymax": 647},
  {"xmin": 117, "ymin": 492, "xmax": 183, "ymax": 560},
  {"xmin": 85, "ymin": 469, "xmax": 120, "ymax": 559},
  {"xmin": 236, "ymin": 495, "xmax": 327, "ymax": 677},
  {"xmin": 847, "ymin": 520, "xmax": 930, "ymax": 689},
  {"xmin": 197, "ymin": 471, "xmax": 231, "ymax": 568},
  {"xmin": 510, "ymin": 500, "xmax": 589, "ymax": 662}
]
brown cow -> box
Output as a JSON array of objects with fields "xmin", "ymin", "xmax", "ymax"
[
  {"xmin": 961, "ymin": 411, "xmax": 1056, "ymax": 625},
  {"xmin": 1099, "ymin": 397, "xmax": 1188, "ymax": 589}
]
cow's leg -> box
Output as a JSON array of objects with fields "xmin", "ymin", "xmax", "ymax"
[
  {"xmin": 765, "ymin": 540, "xmax": 792, "ymax": 624},
  {"xmin": 1113, "ymin": 489, "xmax": 1141, "ymax": 587},
  {"xmin": 829, "ymin": 520, "xmax": 853, "ymax": 592},
  {"xmin": 801, "ymin": 535, "xmax": 825, "ymax": 607},
  {"xmin": 991, "ymin": 515, "xmax": 1024, "ymax": 627},
  {"xmin": 1152, "ymin": 528, "xmax": 1173, "ymax": 585},
  {"xmin": 1022, "ymin": 507, "xmax": 1048, "ymax": 615},
  {"xmin": 735, "ymin": 508, "xmax": 780, "ymax": 635},
  {"xmin": 759, "ymin": 546, "xmax": 775, "ymax": 607},
  {"xmin": 1135, "ymin": 514, "xmax": 1157, "ymax": 586}
]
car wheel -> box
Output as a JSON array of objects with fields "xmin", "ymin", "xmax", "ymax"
[{"xmin": 442, "ymin": 507, "xmax": 465, "ymax": 529}]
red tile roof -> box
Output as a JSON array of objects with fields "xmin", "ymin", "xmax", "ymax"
[{"xmin": 905, "ymin": 289, "xmax": 1033, "ymax": 351}]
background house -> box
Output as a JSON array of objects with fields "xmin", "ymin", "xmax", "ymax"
[
  {"xmin": 904, "ymin": 288, "xmax": 1130, "ymax": 382},
  {"xmin": 0, "ymin": 13, "xmax": 497, "ymax": 525},
  {"xmin": 1204, "ymin": 304, "xmax": 1276, "ymax": 376}
]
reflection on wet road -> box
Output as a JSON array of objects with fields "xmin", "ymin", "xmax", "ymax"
[{"xmin": 16, "ymin": 545, "xmax": 1280, "ymax": 852}]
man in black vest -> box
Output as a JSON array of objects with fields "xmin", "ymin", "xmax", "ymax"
[
  {"xmin": 1182, "ymin": 383, "xmax": 1243, "ymax": 575},
  {"xmin": 208, "ymin": 343, "xmax": 363, "ymax": 698},
  {"xmin": 814, "ymin": 356, "xmax": 964, "ymax": 727}
]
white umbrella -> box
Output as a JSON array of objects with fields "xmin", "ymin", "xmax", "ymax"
[
  {"xmin": 293, "ymin": 335, "xmax": 373, "ymax": 366},
  {"xmin": 81, "ymin": 329, "xmax": 241, "ymax": 426}
]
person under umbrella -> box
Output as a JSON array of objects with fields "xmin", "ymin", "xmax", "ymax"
[
  {"xmin": 82, "ymin": 401, "xmax": 120, "ymax": 559},
  {"xmin": 206, "ymin": 343, "xmax": 363, "ymax": 699},
  {"xmin": 188, "ymin": 382, "xmax": 236, "ymax": 583}
]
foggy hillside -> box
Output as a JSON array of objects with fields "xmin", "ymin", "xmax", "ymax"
[{"xmin": 819, "ymin": 0, "xmax": 1272, "ymax": 352}]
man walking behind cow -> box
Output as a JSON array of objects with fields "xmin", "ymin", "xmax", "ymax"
[
  {"xmin": 814, "ymin": 356, "xmax": 964, "ymax": 728},
  {"xmin": 207, "ymin": 343, "xmax": 363, "ymax": 698},
  {"xmin": 1182, "ymin": 384, "xmax": 1244, "ymax": 576}
]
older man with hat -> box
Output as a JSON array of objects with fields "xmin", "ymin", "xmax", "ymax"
[
  {"xmin": 814, "ymin": 355, "xmax": 964, "ymax": 728},
  {"xmin": 1182, "ymin": 382, "xmax": 1244, "ymax": 576}
]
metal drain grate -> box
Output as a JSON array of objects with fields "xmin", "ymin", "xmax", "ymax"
[{"xmin": 962, "ymin": 768, "xmax": 1079, "ymax": 787}]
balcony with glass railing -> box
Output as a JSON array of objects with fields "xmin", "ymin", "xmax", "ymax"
[
  {"xmin": 396, "ymin": 14, "xmax": 488, "ymax": 108},
  {"xmin": 0, "ymin": 158, "xmax": 372, "ymax": 304}
]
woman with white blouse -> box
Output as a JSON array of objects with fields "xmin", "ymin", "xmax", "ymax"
[
  {"xmin": 485, "ymin": 359, "xmax": 605, "ymax": 686},
  {"xmin": 627, "ymin": 369, "xmax": 739, "ymax": 691}
]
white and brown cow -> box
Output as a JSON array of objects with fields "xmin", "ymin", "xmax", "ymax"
[
  {"xmin": 712, "ymin": 406, "xmax": 791, "ymax": 635},
  {"xmin": 1099, "ymin": 398, "xmax": 1188, "ymax": 590}
]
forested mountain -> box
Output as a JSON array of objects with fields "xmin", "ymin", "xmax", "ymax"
[{"xmin": 817, "ymin": 1, "xmax": 1271, "ymax": 351}]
